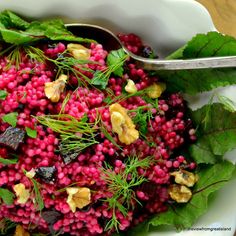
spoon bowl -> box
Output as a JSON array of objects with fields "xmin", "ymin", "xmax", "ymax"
[{"xmin": 67, "ymin": 23, "xmax": 236, "ymax": 70}]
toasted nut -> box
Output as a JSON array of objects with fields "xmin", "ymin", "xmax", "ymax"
[
  {"xmin": 109, "ymin": 103, "xmax": 139, "ymax": 145},
  {"xmin": 171, "ymin": 170, "xmax": 198, "ymax": 187},
  {"xmin": 66, "ymin": 187, "xmax": 91, "ymax": 213},
  {"xmin": 168, "ymin": 184, "xmax": 192, "ymax": 203},
  {"xmin": 44, "ymin": 74, "xmax": 67, "ymax": 102},
  {"xmin": 25, "ymin": 168, "xmax": 36, "ymax": 179},
  {"xmin": 146, "ymin": 82, "xmax": 166, "ymax": 99},
  {"xmin": 13, "ymin": 183, "xmax": 30, "ymax": 204},
  {"xmin": 67, "ymin": 43, "xmax": 91, "ymax": 60},
  {"xmin": 125, "ymin": 79, "xmax": 137, "ymax": 94},
  {"xmin": 14, "ymin": 225, "xmax": 30, "ymax": 236}
]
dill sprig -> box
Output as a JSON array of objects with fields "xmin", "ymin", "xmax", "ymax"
[
  {"xmin": 101, "ymin": 155, "xmax": 153, "ymax": 232},
  {"xmin": 23, "ymin": 169, "xmax": 44, "ymax": 212},
  {"xmin": 31, "ymin": 178, "xmax": 44, "ymax": 212},
  {"xmin": 35, "ymin": 114, "xmax": 99, "ymax": 154}
]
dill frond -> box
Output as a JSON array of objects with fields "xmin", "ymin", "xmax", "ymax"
[
  {"xmin": 35, "ymin": 114, "xmax": 99, "ymax": 155},
  {"xmin": 101, "ymin": 155, "xmax": 154, "ymax": 232}
]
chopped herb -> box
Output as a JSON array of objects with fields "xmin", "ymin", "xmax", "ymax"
[
  {"xmin": 0, "ymin": 90, "xmax": 7, "ymax": 100},
  {"xmin": 0, "ymin": 187, "xmax": 14, "ymax": 205},
  {"xmin": 132, "ymin": 107, "xmax": 153, "ymax": 137},
  {"xmin": 2, "ymin": 112, "xmax": 18, "ymax": 127},
  {"xmin": 25, "ymin": 127, "xmax": 37, "ymax": 138},
  {"xmin": 0, "ymin": 156, "xmax": 18, "ymax": 165}
]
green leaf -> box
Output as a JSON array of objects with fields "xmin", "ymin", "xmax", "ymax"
[
  {"xmin": 25, "ymin": 127, "xmax": 37, "ymax": 138},
  {"xmin": 0, "ymin": 10, "xmax": 94, "ymax": 45},
  {"xmin": 0, "ymin": 10, "xmax": 30, "ymax": 29},
  {"xmin": 2, "ymin": 112, "xmax": 18, "ymax": 127},
  {"xmin": 189, "ymin": 103, "xmax": 236, "ymax": 164},
  {"xmin": 149, "ymin": 160, "xmax": 235, "ymax": 230},
  {"xmin": 0, "ymin": 187, "xmax": 14, "ymax": 205},
  {"xmin": 0, "ymin": 90, "xmax": 7, "ymax": 100},
  {"xmin": 0, "ymin": 28, "xmax": 39, "ymax": 44},
  {"xmin": 90, "ymin": 70, "xmax": 109, "ymax": 89},
  {"xmin": 107, "ymin": 49, "xmax": 127, "ymax": 77},
  {"xmin": 216, "ymin": 94, "xmax": 236, "ymax": 112},
  {"xmin": 158, "ymin": 32, "xmax": 236, "ymax": 95},
  {"xmin": 0, "ymin": 156, "xmax": 18, "ymax": 165}
]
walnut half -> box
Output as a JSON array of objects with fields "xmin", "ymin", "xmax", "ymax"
[
  {"xmin": 168, "ymin": 184, "xmax": 192, "ymax": 203},
  {"xmin": 109, "ymin": 103, "xmax": 139, "ymax": 145},
  {"xmin": 170, "ymin": 170, "xmax": 198, "ymax": 187}
]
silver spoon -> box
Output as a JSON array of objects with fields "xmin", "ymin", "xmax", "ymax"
[{"xmin": 66, "ymin": 23, "xmax": 236, "ymax": 71}]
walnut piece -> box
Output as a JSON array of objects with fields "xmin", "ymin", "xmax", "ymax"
[
  {"xmin": 171, "ymin": 170, "xmax": 198, "ymax": 187},
  {"xmin": 44, "ymin": 74, "xmax": 67, "ymax": 103},
  {"xmin": 67, "ymin": 43, "xmax": 91, "ymax": 60},
  {"xmin": 66, "ymin": 187, "xmax": 91, "ymax": 213},
  {"xmin": 109, "ymin": 103, "xmax": 139, "ymax": 145},
  {"xmin": 168, "ymin": 184, "xmax": 192, "ymax": 203},
  {"xmin": 146, "ymin": 82, "xmax": 166, "ymax": 98},
  {"xmin": 14, "ymin": 225, "xmax": 30, "ymax": 236},
  {"xmin": 125, "ymin": 79, "xmax": 137, "ymax": 94}
]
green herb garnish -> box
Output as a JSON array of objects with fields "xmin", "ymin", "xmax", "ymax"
[
  {"xmin": 0, "ymin": 10, "xmax": 94, "ymax": 45},
  {"xmin": 0, "ymin": 156, "xmax": 18, "ymax": 165},
  {"xmin": 2, "ymin": 112, "xmax": 18, "ymax": 127},
  {"xmin": 25, "ymin": 127, "xmax": 37, "ymax": 138},
  {"xmin": 0, "ymin": 90, "xmax": 8, "ymax": 100},
  {"xmin": 91, "ymin": 49, "xmax": 128, "ymax": 89},
  {"xmin": 31, "ymin": 178, "xmax": 44, "ymax": 211},
  {"xmin": 0, "ymin": 187, "xmax": 14, "ymax": 205},
  {"xmin": 101, "ymin": 155, "xmax": 153, "ymax": 231},
  {"xmin": 35, "ymin": 114, "xmax": 99, "ymax": 155}
]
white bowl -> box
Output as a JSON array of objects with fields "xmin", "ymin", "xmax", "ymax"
[{"xmin": 0, "ymin": 0, "xmax": 235, "ymax": 236}]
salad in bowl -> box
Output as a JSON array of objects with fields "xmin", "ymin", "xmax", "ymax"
[{"xmin": 0, "ymin": 1, "xmax": 235, "ymax": 236}]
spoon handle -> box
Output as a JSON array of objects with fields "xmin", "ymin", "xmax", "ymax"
[{"xmin": 131, "ymin": 53, "xmax": 236, "ymax": 70}]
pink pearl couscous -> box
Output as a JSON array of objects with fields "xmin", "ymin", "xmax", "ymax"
[{"xmin": 0, "ymin": 32, "xmax": 197, "ymax": 235}]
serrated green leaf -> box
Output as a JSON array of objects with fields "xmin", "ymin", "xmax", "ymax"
[
  {"xmin": 25, "ymin": 127, "xmax": 37, "ymax": 138},
  {"xmin": 0, "ymin": 10, "xmax": 94, "ymax": 45},
  {"xmin": 189, "ymin": 103, "xmax": 236, "ymax": 164},
  {"xmin": 0, "ymin": 156, "xmax": 18, "ymax": 165},
  {"xmin": 0, "ymin": 90, "xmax": 7, "ymax": 100},
  {"xmin": 158, "ymin": 32, "xmax": 236, "ymax": 95},
  {"xmin": 107, "ymin": 49, "xmax": 127, "ymax": 77},
  {"xmin": 2, "ymin": 112, "xmax": 18, "ymax": 127},
  {"xmin": 0, "ymin": 187, "xmax": 14, "ymax": 205},
  {"xmin": 149, "ymin": 161, "xmax": 235, "ymax": 230},
  {"xmin": 0, "ymin": 10, "xmax": 30, "ymax": 29}
]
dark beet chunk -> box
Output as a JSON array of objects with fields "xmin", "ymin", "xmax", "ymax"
[
  {"xmin": 35, "ymin": 166, "xmax": 57, "ymax": 183},
  {"xmin": 42, "ymin": 209, "xmax": 63, "ymax": 234},
  {"xmin": 0, "ymin": 127, "xmax": 25, "ymax": 150},
  {"xmin": 59, "ymin": 144, "xmax": 80, "ymax": 164}
]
